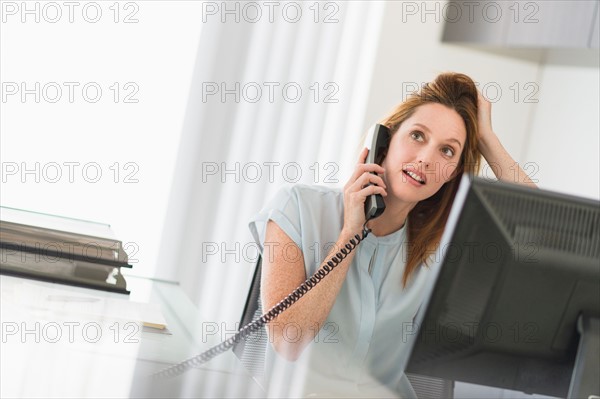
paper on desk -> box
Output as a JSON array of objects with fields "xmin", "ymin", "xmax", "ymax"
[{"xmin": 8, "ymin": 281, "xmax": 167, "ymax": 329}]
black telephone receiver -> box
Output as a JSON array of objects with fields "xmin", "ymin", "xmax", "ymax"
[
  {"xmin": 153, "ymin": 126, "xmax": 390, "ymax": 379},
  {"xmin": 364, "ymin": 124, "xmax": 391, "ymax": 221}
]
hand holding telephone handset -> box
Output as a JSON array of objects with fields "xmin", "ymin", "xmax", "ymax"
[
  {"xmin": 364, "ymin": 124, "xmax": 391, "ymax": 220},
  {"xmin": 152, "ymin": 124, "xmax": 391, "ymax": 379}
]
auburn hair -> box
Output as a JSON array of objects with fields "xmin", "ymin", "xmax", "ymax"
[{"xmin": 379, "ymin": 72, "xmax": 482, "ymax": 286}]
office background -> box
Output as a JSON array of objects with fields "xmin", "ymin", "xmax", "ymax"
[{"xmin": 1, "ymin": 2, "xmax": 598, "ymax": 397}]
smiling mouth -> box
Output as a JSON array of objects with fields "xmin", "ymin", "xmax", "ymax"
[{"xmin": 403, "ymin": 170, "xmax": 426, "ymax": 185}]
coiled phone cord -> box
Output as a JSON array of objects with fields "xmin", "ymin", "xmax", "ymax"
[{"xmin": 151, "ymin": 223, "xmax": 372, "ymax": 379}]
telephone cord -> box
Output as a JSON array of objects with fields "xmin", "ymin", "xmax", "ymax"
[{"xmin": 151, "ymin": 223, "xmax": 372, "ymax": 379}]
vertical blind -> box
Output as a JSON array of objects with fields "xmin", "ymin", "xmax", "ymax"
[{"xmin": 156, "ymin": 1, "xmax": 386, "ymax": 330}]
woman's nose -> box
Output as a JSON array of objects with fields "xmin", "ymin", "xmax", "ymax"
[{"xmin": 417, "ymin": 153, "xmax": 433, "ymax": 169}]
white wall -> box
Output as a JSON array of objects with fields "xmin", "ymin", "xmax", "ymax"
[
  {"xmin": 524, "ymin": 49, "xmax": 600, "ymax": 200},
  {"xmin": 363, "ymin": 2, "xmax": 599, "ymax": 201}
]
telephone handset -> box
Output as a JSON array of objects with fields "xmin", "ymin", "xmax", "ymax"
[
  {"xmin": 364, "ymin": 124, "xmax": 391, "ymax": 220},
  {"xmin": 153, "ymin": 125, "xmax": 389, "ymax": 379}
]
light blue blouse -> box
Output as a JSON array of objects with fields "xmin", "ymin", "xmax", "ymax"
[{"xmin": 249, "ymin": 184, "xmax": 430, "ymax": 398}]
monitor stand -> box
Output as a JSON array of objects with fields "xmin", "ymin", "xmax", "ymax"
[{"xmin": 568, "ymin": 314, "xmax": 599, "ymax": 398}]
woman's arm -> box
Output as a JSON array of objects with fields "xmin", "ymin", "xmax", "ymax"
[
  {"xmin": 477, "ymin": 93, "xmax": 538, "ymax": 188},
  {"xmin": 261, "ymin": 221, "xmax": 359, "ymax": 361},
  {"xmin": 261, "ymin": 148, "xmax": 387, "ymax": 361}
]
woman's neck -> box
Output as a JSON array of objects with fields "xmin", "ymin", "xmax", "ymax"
[{"xmin": 366, "ymin": 197, "xmax": 417, "ymax": 237}]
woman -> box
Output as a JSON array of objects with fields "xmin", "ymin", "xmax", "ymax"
[{"xmin": 249, "ymin": 72, "xmax": 537, "ymax": 397}]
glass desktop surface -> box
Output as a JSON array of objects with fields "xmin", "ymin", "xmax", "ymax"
[{"xmin": 0, "ymin": 274, "xmax": 264, "ymax": 398}]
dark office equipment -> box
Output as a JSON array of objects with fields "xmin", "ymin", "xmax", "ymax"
[{"xmin": 406, "ymin": 176, "xmax": 600, "ymax": 398}]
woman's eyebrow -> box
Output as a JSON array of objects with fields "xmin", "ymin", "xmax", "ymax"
[
  {"xmin": 414, "ymin": 123, "xmax": 464, "ymax": 149},
  {"xmin": 413, "ymin": 123, "xmax": 430, "ymax": 132},
  {"xmin": 447, "ymin": 138, "xmax": 463, "ymax": 149}
]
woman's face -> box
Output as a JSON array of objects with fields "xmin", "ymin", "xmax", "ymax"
[{"xmin": 381, "ymin": 102, "xmax": 466, "ymax": 204}]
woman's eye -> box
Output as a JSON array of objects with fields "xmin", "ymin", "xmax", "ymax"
[
  {"xmin": 442, "ymin": 147, "xmax": 455, "ymax": 157},
  {"xmin": 410, "ymin": 131, "xmax": 424, "ymax": 141}
]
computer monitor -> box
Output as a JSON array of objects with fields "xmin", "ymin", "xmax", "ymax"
[{"xmin": 405, "ymin": 176, "xmax": 600, "ymax": 398}]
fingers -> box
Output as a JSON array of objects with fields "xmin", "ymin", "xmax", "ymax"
[
  {"xmin": 358, "ymin": 183, "xmax": 387, "ymax": 198},
  {"xmin": 477, "ymin": 91, "xmax": 491, "ymax": 109},
  {"xmin": 477, "ymin": 91, "xmax": 492, "ymax": 116},
  {"xmin": 343, "ymin": 152, "xmax": 388, "ymax": 233},
  {"xmin": 348, "ymin": 153, "xmax": 385, "ymax": 184},
  {"xmin": 358, "ymin": 147, "xmax": 369, "ymax": 164},
  {"xmin": 345, "ymin": 177, "xmax": 387, "ymax": 206},
  {"xmin": 344, "ymin": 167, "xmax": 387, "ymax": 198},
  {"xmin": 476, "ymin": 91, "xmax": 494, "ymax": 141},
  {"xmin": 346, "ymin": 166, "xmax": 386, "ymax": 191},
  {"xmin": 345, "ymin": 183, "xmax": 387, "ymax": 212},
  {"xmin": 357, "ymin": 171, "xmax": 387, "ymax": 189},
  {"xmin": 348, "ymin": 171, "xmax": 387, "ymax": 196}
]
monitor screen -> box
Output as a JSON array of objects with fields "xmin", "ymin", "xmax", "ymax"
[{"xmin": 405, "ymin": 176, "xmax": 600, "ymax": 398}]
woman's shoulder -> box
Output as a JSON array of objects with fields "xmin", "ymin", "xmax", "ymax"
[
  {"xmin": 286, "ymin": 184, "xmax": 342, "ymax": 197},
  {"xmin": 283, "ymin": 184, "xmax": 344, "ymax": 208}
]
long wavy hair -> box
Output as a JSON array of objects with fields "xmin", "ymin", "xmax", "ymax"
[{"xmin": 379, "ymin": 72, "xmax": 482, "ymax": 286}]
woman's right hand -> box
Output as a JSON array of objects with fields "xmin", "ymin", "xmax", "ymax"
[{"xmin": 342, "ymin": 147, "xmax": 387, "ymax": 235}]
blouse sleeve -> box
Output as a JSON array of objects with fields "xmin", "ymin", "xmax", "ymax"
[
  {"xmin": 248, "ymin": 184, "xmax": 344, "ymax": 276},
  {"xmin": 248, "ymin": 185, "xmax": 303, "ymax": 254}
]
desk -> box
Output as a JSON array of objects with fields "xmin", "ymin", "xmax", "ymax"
[{"xmin": 0, "ymin": 274, "xmax": 265, "ymax": 398}]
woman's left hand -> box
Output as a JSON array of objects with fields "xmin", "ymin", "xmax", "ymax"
[
  {"xmin": 475, "ymin": 90, "xmax": 538, "ymax": 188},
  {"xmin": 477, "ymin": 91, "xmax": 495, "ymax": 146}
]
